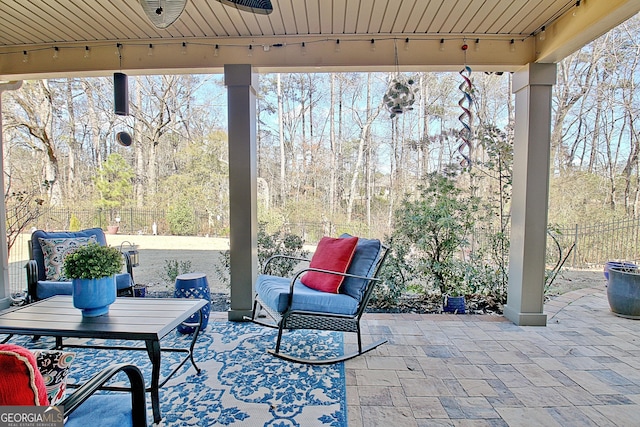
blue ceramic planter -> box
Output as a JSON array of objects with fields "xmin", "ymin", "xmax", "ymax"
[
  {"xmin": 72, "ymin": 275, "xmax": 117, "ymax": 317},
  {"xmin": 174, "ymin": 272, "xmax": 211, "ymax": 333},
  {"xmin": 604, "ymin": 261, "xmax": 638, "ymax": 282},
  {"xmin": 607, "ymin": 267, "xmax": 640, "ymax": 319},
  {"xmin": 443, "ymin": 295, "xmax": 466, "ymax": 314}
]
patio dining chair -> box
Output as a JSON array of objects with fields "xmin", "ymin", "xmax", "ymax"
[
  {"xmin": 0, "ymin": 344, "xmax": 147, "ymax": 426},
  {"xmin": 25, "ymin": 228, "xmax": 135, "ymax": 303},
  {"xmin": 246, "ymin": 234, "xmax": 389, "ymax": 364}
]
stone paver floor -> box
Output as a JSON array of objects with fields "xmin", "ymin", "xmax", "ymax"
[{"xmin": 346, "ymin": 284, "xmax": 640, "ymax": 426}]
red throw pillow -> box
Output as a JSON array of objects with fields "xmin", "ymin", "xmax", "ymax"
[
  {"xmin": 0, "ymin": 344, "xmax": 49, "ymax": 406},
  {"xmin": 301, "ymin": 236, "xmax": 359, "ymax": 293}
]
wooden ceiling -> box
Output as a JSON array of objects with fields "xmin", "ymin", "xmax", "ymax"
[{"xmin": 0, "ymin": 0, "xmax": 639, "ymax": 79}]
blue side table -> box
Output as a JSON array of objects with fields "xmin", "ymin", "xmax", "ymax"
[{"xmin": 174, "ymin": 272, "xmax": 211, "ymax": 334}]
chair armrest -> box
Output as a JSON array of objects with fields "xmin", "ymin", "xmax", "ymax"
[
  {"xmin": 61, "ymin": 363, "xmax": 147, "ymax": 427},
  {"xmin": 264, "ymin": 254, "xmax": 311, "ymax": 275},
  {"xmin": 24, "ymin": 260, "xmax": 38, "ymax": 303}
]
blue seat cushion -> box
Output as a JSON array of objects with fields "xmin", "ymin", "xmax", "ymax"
[
  {"xmin": 65, "ymin": 394, "xmax": 134, "ymax": 427},
  {"xmin": 37, "ymin": 273, "xmax": 132, "ymax": 299},
  {"xmin": 256, "ymin": 275, "xmax": 359, "ymax": 316},
  {"xmin": 339, "ymin": 234, "xmax": 381, "ymax": 300}
]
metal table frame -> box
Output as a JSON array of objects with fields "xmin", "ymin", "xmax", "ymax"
[{"xmin": 0, "ymin": 296, "xmax": 207, "ymax": 424}]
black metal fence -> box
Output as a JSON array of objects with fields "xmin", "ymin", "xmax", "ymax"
[
  {"xmin": 551, "ymin": 218, "xmax": 640, "ymax": 268},
  {"xmin": 31, "ymin": 207, "xmax": 226, "ymax": 237},
  {"xmin": 8, "ymin": 207, "xmax": 640, "ymax": 298},
  {"xmin": 22, "ymin": 207, "xmax": 640, "ymax": 268}
]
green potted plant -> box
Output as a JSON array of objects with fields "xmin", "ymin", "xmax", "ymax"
[
  {"xmin": 440, "ymin": 260, "xmax": 469, "ymax": 313},
  {"xmin": 63, "ymin": 243, "xmax": 123, "ymax": 317}
]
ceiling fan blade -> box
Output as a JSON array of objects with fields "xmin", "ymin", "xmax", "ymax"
[
  {"xmin": 215, "ymin": 0, "xmax": 273, "ymax": 15},
  {"xmin": 139, "ymin": 0, "xmax": 187, "ymax": 29}
]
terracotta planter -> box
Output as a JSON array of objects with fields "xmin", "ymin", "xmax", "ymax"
[{"xmin": 107, "ymin": 225, "xmax": 119, "ymax": 234}]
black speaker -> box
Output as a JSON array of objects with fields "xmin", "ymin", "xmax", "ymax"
[{"xmin": 114, "ymin": 72, "xmax": 129, "ymax": 116}]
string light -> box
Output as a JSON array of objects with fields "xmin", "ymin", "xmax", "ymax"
[
  {"xmin": 573, "ymin": 0, "xmax": 581, "ymax": 17},
  {"xmin": 12, "ymin": 37, "xmax": 544, "ymax": 64},
  {"xmin": 539, "ymin": 26, "xmax": 546, "ymax": 41}
]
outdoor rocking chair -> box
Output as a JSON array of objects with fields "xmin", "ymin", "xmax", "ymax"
[{"xmin": 246, "ymin": 235, "xmax": 389, "ymax": 365}]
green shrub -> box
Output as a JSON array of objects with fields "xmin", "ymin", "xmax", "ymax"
[
  {"xmin": 167, "ymin": 201, "xmax": 196, "ymax": 235},
  {"xmin": 69, "ymin": 214, "xmax": 81, "ymax": 231},
  {"xmin": 214, "ymin": 222, "xmax": 309, "ymax": 286},
  {"xmin": 162, "ymin": 259, "xmax": 193, "ymax": 283}
]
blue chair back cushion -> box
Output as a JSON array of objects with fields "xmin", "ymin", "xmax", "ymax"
[
  {"xmin": 65, "ymin": 394, "xmax": 134, "ymax": 427},
  {"xmin": 339, "ymin": 234, "xmax": 381, "ymax": 300},
  {"xmin": 31, "ymin": 228, "xmax": 107, "ymax": 282},
  {"xmin": 256, "ymin": 275, "xmax": 359, "ymax": 316},
  {"xmin": 36, "ymin": 274, "xmax": 132, "ymax": 300}
]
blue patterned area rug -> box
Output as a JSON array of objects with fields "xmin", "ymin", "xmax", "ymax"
[{"xmin": 10, "ymin": 321, "xmax": 347, "ymax": 427}]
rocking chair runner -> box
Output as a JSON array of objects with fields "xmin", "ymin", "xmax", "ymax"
[{"xmin": 246, "ymin": 236, "xmax": 389, "ymax": 365}]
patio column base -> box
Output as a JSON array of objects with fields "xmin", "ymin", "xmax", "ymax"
[
  {"xmin": 228, "ymin": 309, "xmax": 253, "ymax": 322},
  {"xmin": 503, "ymin": 305, "xmax": 547, "ymax": 326}
]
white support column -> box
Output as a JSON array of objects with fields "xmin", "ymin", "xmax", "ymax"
[
  {"xmin": 0, "ymin": 81, "xmax": 23, "ymax": 310},
  {"xmin": 504, "ymin": 63, "xmax": 556, "ymax": 326},
  {"xmin": 224, "ymin": 65, "xmax": 258, "ymax": 321}
]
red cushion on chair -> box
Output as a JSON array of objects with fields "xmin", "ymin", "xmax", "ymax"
[
  {"xmin": 0, "ymin": 344, "xmax": 49, "ymax": 406},
  {"xmin": 301, "ymin": 236, "xmax": 359, "ymax": 293}
]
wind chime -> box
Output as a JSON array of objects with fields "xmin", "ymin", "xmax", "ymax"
[
  {"xmin": 457, "ymin": 43, "xmax": 474, "ymax": 169},
  {"xmin": 383, "ymin": 39, "xmax": 418, "ymax": 118}
]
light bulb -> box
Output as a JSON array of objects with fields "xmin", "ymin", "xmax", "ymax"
[
  {"xmin": 475, "ymin": 39, "xmax": 480, "ymax": 51},
  {"xmin": 335, "ymin": 39, "xmax": 341, "ymax": 53},
  {"xmin": 22, "ymin": 50, "xmax": 28, "ymax": 63},
  {"xmin": 301, "ymin": 42, "xmax": 307, "ymax": 56},
  {"xmin": 573, "ymin": 1, "xmax": 581, "ymax": 16},
  {"xmin": 539, "ymin": 27, "xmax": 546, "ymax": 41},
  {"xmin": 84, "ymin": 46, "xmax": 91, "ymax": 59},
  {"xmin": 181, "ymin": 42, "xmax": 187, "ymax": 55},
  {"xmin": 248, "ymin": 45, "xmax": 253, "ymax": 57},
  {"xmin": 404, "ymin": 38, "xmax": 409, "ymax": 51},
  {"xmin": 510, "ymin": 39, "xmax": 515, "ymax": 52},
  {"xmin": 439, "ymin": 39, "xmax": 445, "ymax": 51},
  {"xmin": 370, "ymin": 39, "xmax": 376, "ymax": 52},
  {"xmin": 213, "ymin": 44, "xmax": 219, "ymax": 57},
  {"xmin": 148, "ymin": 44, "xmax": 153, "ymax": 56},
  {"xmin": 115, "ymin": 43, "xmax": 122, "ymax": 56},
  {"xmin": 52, "ymin": 47, "xmax": 59, "ymax": 60}
]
